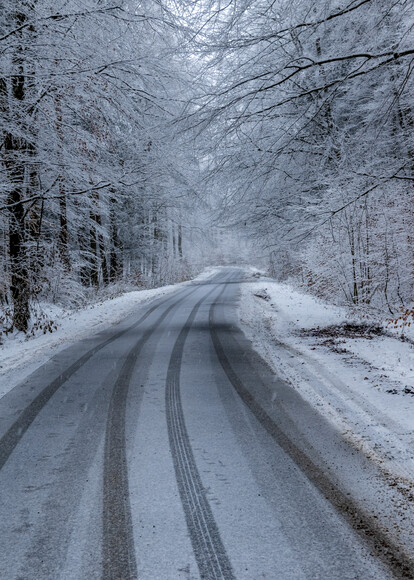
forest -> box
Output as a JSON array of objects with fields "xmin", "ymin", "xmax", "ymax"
[{"xmin": 1, "ymin": 0, "xmax": 413, "ymax": 333}]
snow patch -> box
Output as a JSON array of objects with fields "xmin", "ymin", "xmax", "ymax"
[{"xmin": 238, "ymin": 272, "xmax": 414, "ymax": 484}]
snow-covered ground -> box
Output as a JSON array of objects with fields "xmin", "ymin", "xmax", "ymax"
[
  {"xmin": 238, "ymin": 270, "xmax": 414, "ymax": 490},
  {"xmin": 3, "ymin": 264, "xmax": 414, "ymax": 495},
  {"xmin": 0, "ymin": 268, "xmax": 221, "ymax": 399}
]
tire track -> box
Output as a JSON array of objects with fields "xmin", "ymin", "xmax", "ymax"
[
  {"xmin": 209, "ymin": 285, "xmax": 414, "ymax": 580},
  {"xmin": 102, "ymin": 285, "xmax": 204, "ymax": 580},
  {"xmin": 166, "ymin": 284, "xmax": 235, "ymax": 580},
  {"xmin": 0, "ymin": 283, "xmax": 205, "ymax": 473}
]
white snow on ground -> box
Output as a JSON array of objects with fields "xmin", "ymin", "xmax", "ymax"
[
  {"xmin": 238, "ymin": 270, "xmax": 414, "ymax": 486},
  {"xmin": 0, "ymin": 267, "xmax": 221, "ymax": 399},
  {"xmin": 3, "ymin": 263, "xmax": 414, "ymax": 490}
]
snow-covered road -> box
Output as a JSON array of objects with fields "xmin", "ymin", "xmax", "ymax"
[{"xmin": 0, "ymin": 268, "xmax": 413, "ymax": 579}]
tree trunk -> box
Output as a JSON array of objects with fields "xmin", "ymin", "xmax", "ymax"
[
  {"xmin": 5, "ymin": 148, "xmax": 30, "ymax": 331},
  {"xmin": 178, "ymin": 224, "xmax": 183, "ymax": 258},
  {"xmin": 90, "ymin": 193, "xmax": 108, "ymax": 286},
  {"xmin": 58, "ymin": 187, "xmax": 71, "ymax": 271},
  {"xmin": 55, "ymin": 94, "xmax": 71, "ymax": 271},
  {"xmin": 109, "ymin": 195, "xmax": 122, "ymax": 282},
  {"xmin": 89, "ymin": 210, "xmax": 99, "ymax": 287},
  {"xmin": 3, "ymin": 8, "xmax": 33, "ymax": 331}
]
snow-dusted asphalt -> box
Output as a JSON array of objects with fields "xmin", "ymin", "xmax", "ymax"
[{"xmin": 0, "ymin": 269, "xmax": 412, "ymax": 579}]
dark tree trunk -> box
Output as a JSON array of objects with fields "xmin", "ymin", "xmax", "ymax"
[
  {"xmin": 3, "ymin": 8, "xmax": 33, "ymax": 331},
  {"xmin": 58, "ymin": 186, "xmax": 71, "ymax": 271},
  {"xmin": 109, "ymin": 195, "xmax": 122, "ymax": 282},
  {"xmin": 78, "ymin": 225, "xmax": 91, "ymax": 287},
  {"xmin": 89, "ymin": 210, "xmax": 99, "ymax": 287},
  {"xmin": 5, "ymin": 154, "xmax": 30, "ymax": 331},
  {"xmin": 178, "ymin": 224, "xmax": 183, "ymax": 258},
  {"xmin": 55, "ymin": 95, "xmax": 70, "ymax": 271},
  {"xmin": 152, "ymin": 211, "xmax": 159, "ymax": 276}
]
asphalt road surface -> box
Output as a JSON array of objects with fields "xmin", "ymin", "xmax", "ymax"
[{"xmin": 0, "ymin": 269, "xmax": 411, "ymax": 579}]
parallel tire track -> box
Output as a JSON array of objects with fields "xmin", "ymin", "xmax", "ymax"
[
  {"xmin": 0, "ymin": 285, "xmax": 200, "ymax": 473},
  {"xmin": 166, "ymin": 285, "xmax": 235, "ymax": 580},
  {"xmin": 209, "ymin": 285, "xmax": 414, "ymax": 580},
  {"xmin": 102, "ymin": 285, "xmax": 203, "ymax": 580}
]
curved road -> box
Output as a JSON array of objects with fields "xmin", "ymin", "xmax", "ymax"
[{"xmin": 0, "ymin": 269, "xmax": 411, "ymax": 579}]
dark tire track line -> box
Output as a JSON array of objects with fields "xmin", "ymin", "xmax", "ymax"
[
  {"xmin": 209, "ymin": 285, "xmax": 414, "ymax": 580},
  {"xmin": 166, "ymin": 284, "xmax": 235, "ymax": 580},
  {"xmin": 102, "ymin": 285, "xmax": 204, "ymax": 580},
  {"xmin": 0, "ymin": 285, "xmax": 200, "ymax": 473}
]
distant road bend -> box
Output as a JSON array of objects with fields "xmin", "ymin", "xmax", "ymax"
[{"xmin": 0, "ymin": 268, "xmax": 413, "ymax": 579}]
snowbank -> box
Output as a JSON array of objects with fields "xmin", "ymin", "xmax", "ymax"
[{"xmin": 238, "ymin": 272, "xmax": 414, "ymax": 484}]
